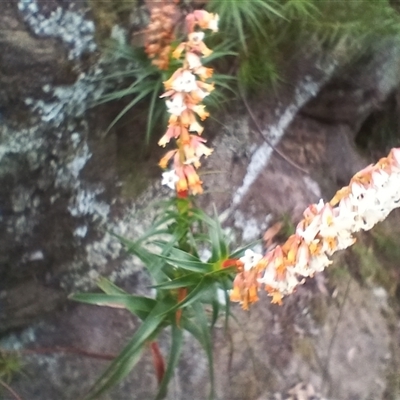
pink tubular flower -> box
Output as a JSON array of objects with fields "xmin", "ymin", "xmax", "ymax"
[
  {"xmin": 189, "ymin": 135, "xmax": 213, "ymax": 158},
  {"xmin": 187, "ymin": 10, "xmax": 219, "ymax": 33},
  {"xmin": 159, "ymin": 149, "xmax": 177, "ymax": 169},
  {"xmin": 158, "ymin": 124, "xmax": 185, "ymax": 147},
  {"xmin": 175, "ymin": 163, "xmax": 203, "ymax": 195}
]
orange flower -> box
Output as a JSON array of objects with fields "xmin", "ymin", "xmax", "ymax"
[
  {"xmin": 144, "ymin": 4, "xmax": 179, "ymax": 71},
  {"xmin": 265, "ymin": 288, "xmax": 283, "ymax": 305},
  {"xmin": 188, "ymin": 119, "xmax": 204, "ymax": 135},
  {"xmin": 330, "ymin": 186, "xmax": 351, "ymax": 206},
  {"xmin": 182, "ymin": 135, "xmax": 213, "ymax": 166},
  {"xmin": 230, "ymin": 269, "xmax": 260, "ymax": 310},
  {"xmin": 281, "ymin": 234, "xmax": 301, "ymax": 264},
  {"xmin": 194, "ymin": 10, "xmax": 219, "ymax": 32},
  {"xmin": 172, "ymin": 43, "xmax": 186, "ymax": 59},
  {"xmin": 191, "ymin": 104, "xmax": 210, "ymax": 120},
  {"xmin": 158, "ymin": 124, "xmax": 188, "ymax": 147},
  {"xmin": 159, "ymin": 149, "xmax": 177, "ymax": 169},
  {"xmin": 222, "ymin": 259, "xmax": 244, "ymax": 269},
  {"xmin": 194, "ymin": 66, "xmax": 214, "ymax": 81},
  {"xmin": 184, "ymin": 164, "xmax": 203, "ymax": 195},
  {"xmin": 179, "ymin": 109, "xmax": 198, "ymax": 127},
  {"xmin": 186, "ymin": 10, "xmax": 219, "ymax": 33},
  {"xmin": 175, "ymin": 167, "xmax": 189, "ymax": 193},
  {"xmin": 172, "ymin": 32, "xmax": 212, "ymax": 58}
]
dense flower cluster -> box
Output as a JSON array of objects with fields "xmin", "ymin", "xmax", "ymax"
[
  {"xmin": 231, "ymin": 148, "xmax": 400, "ymax": 309},
  {"xmin": 159, "ymin": 10, "xmax": 218, "ymax": 197},
  {"xmin": 144, "ymin": 1, "xmax": 180, "ymax": 70}
]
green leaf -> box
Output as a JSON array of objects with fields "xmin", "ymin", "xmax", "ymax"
[
  {"xmin": 69, "ymin": 293, "xmax": 156, "ymax": 320},
  {"xmin": 106, "ymin": 85, "xmax": 155, "ymax": 133},
  {"xmin": 229, "ymin": 239, "xmax": 262, "ymax": 259},
  {"xmin": 83, "ymin": 302, "xmax": 170, "ymax": 400},
  {"xmin": 151, "ymin": 274, "xmax": 201, "ymax": 290},
  {"xmin": 97, "ymin": 277, "xmax": 127, "ymax": 295},
  {"xmin": 156, "ymin": 278, "xmax": 210, "ymax": 317},
  {"xmin": 146, "ymin": 78, "xmax": 163, "ymax": 144},
  {"xmin": 210, "ymin": 296, "xmax": 220, "ymax": 329},
  {"xmin": 154, "ymin": 323, "xmax": 184, "ymax": 400},
  {"xmin": 212, "ymin": 204, "xmax": 229, "ymax": 261},
  {"xmin": 191, "ymin": 302, "xmax": 215, "ymax": 400},
  {"xmin": 220, "ymin": 278, "xmax": 232, "ymax": 333},
  {"xmin": 110, "ymin": 232, "xmax": 169, "ymax": 283},
  {"xmin": 158, "ymin": 248, "xmax": 214, "ymax": 273}
]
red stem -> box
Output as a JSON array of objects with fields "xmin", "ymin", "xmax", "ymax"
[{"xmin": 149, "ymin": 341, "xmax": 165, "ymax": 385}]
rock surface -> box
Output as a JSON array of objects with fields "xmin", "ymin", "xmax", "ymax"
[{"xmin": 1, "ymin": 1, "xmax": 400, "ymax": 399}]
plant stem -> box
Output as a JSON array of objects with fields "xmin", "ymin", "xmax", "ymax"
[
  {"xmin": 239, "ymin": 86, "xmax": 309, "ymax": 174},
  {"xmin": 0, "ymin": 379, "xmax": 22, "ymax": 400},
  {"xmin": 20, "ymin": 347, "xmax": 116, "ymax": 361}
]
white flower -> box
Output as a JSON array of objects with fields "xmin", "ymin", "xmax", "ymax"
[
  {"xmin": 371, "ymin": 170, "xmax": 389, "ymax": 189},
  {"xmin": 259, "ymin": 266, "xmax": 301, "ymax": 295},
  {"xmin": 207, "ymin": 14, "xmax": 219, "ymax": 32},
  {"xmin": 284, "ymin": 267, "xmax": 303, "ymax": 294},
  {"xmin": 258, "ymin": 265, "xmax": 276, "ymax": 286},
  {"xmin": 161, "ymin": 170, "xmax": 179, "ymax": 190},
  {"xmin": 240, "ymin": 249, "xmax": 263, "ymax": 271},
  {"xmin": 308, "ymin": 253, "xmax": 332, "ymax": 273},
  {"xmin": 188, "ymin": 31, "xmax": 205, "ymax": 43},
  {"xmin": 165, "ymin": 93, "xmax": 186, "ymax": 116},
  {"xmin": 298, "ymin": 216, "xmax": 321, "ymax": 243},
  {"xmin": 172, "ymin": 70, "xmax": 198, "ymax": 93},
  {"xmin": 348, "ymin": 182, "xmax": 378, "ymax": 215},
  {"xmin": 186, "ymin": 52, "xmax": 202, "ymax": 69}
]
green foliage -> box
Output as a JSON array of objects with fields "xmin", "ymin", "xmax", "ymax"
[
  {"xmin": 89, "ymin": 0, "xmax": 137, "ymax": 41},
  {"xmin": 207, "ymin": 0, "xmax": 400, "ymax": 92},
  {"xmin": 93, "ymin": 42, "xmax": 170, "ymax": 144},
  {"xmin": 356, "ymin": 93, "xmax": 400, "ymax": 156},
  {"xmin": 95, "ymin": 36, "xmax": 233, "ymax": 143},
  {"xmin": 207, "ymin": 0, "xmax": 285, "ymax": 91},
  {"xmin": 71, "ymin": 198, "xmax": 257, "ymax": 399},
  {"xmin": 346, "ymin": 233, "xmax": 396, "ymax": 294},
  {"xmin": 0, "ymin": 351, "xmax": 22, "ymax": 383},
  {"xmin": 93, "ymin": 0, "xmax": 400, "ymax": 145},
  {"xmin": 208, "ymin": 0, "xmax": 283, "ymax": 54}
]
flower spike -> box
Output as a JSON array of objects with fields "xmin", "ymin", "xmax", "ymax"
[
  {"xmin": 157, "ymin": 10, "xmax": 218, "ymax": 196},
  {"xmin": 231, "ymin": 147, "xmax": 400, "ymax": 309}
]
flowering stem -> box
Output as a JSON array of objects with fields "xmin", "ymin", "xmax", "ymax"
[
  {"xmin": 231, "ymin": 147, "xmax": 400, "ymax": 308},
  {"xmin": 159, "ymin": 11, "xmax": 219, "ymax": 196}
]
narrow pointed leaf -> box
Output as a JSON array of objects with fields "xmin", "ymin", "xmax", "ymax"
[
  {"xmin": 97, "ymin": 277, "xmax": 127, "ymax": 295},
  {"xmin": 146, "ymin": 78, "xmax": 163, "ymax": 144},
  {"xmin": 156, "ymin": 279, "xmax": 210, "ymax": 317},
  {"xmin": 151, "ymin": 274, "xmax": 201, "ymax": 290},
  {"xmin": 229, "ymin": 239, "xmax": 262, "ymax": 259},
  {"xmin": 154, "ymin": 323, "xmax": 183, "ymax": 400},
  {"xmin": 70, "ymin": 293, "xmax": 155, "ymax": 320},
  {"xmin": 157, "ymin": 248, "xmax": 213, "ymax": 273},
  {"xmin": 191, "ymin": 302, "xmax": 214, "ymax": 400},
  {"xmin": 83, "ymin": 302, "xmax": 170, "ymax": 400},
  {"xmin": 106, "ymin": 86, "xmax": 154, "ymax": 133}
]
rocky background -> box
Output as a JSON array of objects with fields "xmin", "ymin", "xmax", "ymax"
[{"xmin": 1, "ymin": 0, "xmax": 400, "ymax": 399}]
